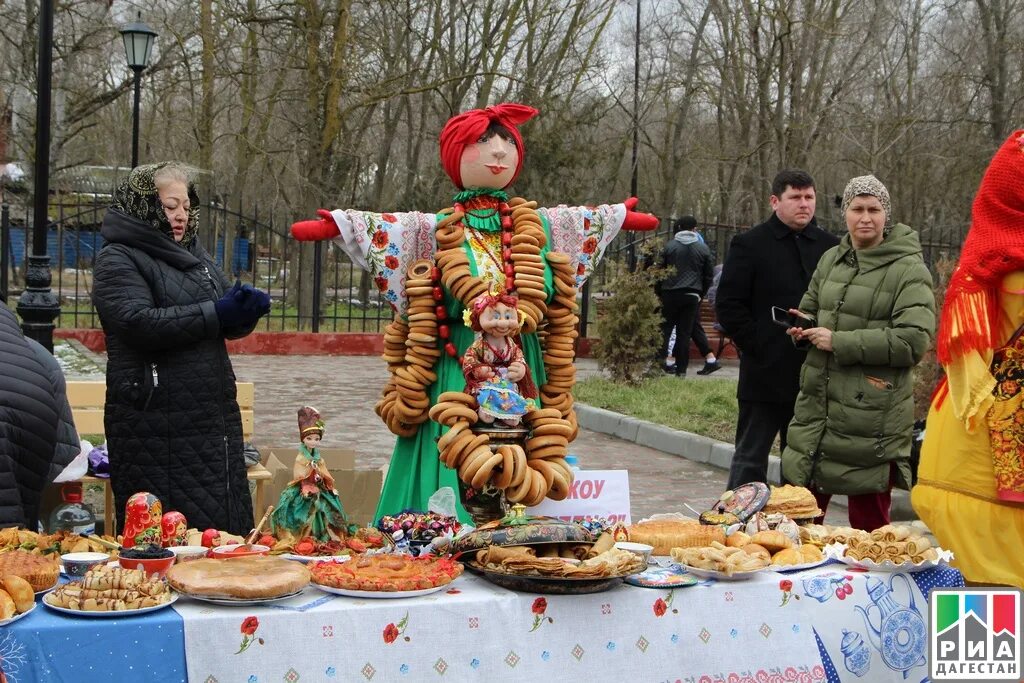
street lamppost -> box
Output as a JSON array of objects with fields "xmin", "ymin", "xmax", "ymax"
[
  {"xmin": 626, "ymin": 0, "xmax": 641, "ymax": 272},
  {"xmin": 16, "ymin": 0, "xmax": 59, "ymax": 350},
  {"xmin": 120, "ymin": 13, "xmax": 157, "ymax": 169}
]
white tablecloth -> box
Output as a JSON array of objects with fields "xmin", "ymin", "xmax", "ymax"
[{"xmin": 173, "ymin": 562, "xmax": 959, "ymax": 682}]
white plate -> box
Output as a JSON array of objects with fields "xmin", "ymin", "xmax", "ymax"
[
  {"xmin": 311, "ymin": 582, "xmax": 450, "ymax": 599},
  {"xmin": 769, "ymin": 558, "xmax": 829, "ymax": 573},
  {"xmin": 182, "ymin": 588, "xmax": 305, "ymax": 606},
  {"xmin": 280, "ymin": 553, "xmax": 351, "ymax": 564},
  {"xmin": 824, "ymin": 542, "xmax": 952, "ymax": 573},
  {"xmin": 678, "ymin": 564, "xmax": 765, "ymax": 581},
  {"xmin": 43, "ymin": 591, "xmax": 178, "ymax": 617},
  {"xmin": 0, "ymin": 602, "xmax": 35, "ymax": 626}
]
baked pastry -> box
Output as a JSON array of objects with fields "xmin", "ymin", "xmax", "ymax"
[
  {"xmin": 311, "ymin": 554, "xmax": 462, "ymax": 591},
  {"xmin": 726, "ymin": 531, "xmax": 750, "ymax": 548},
  {"xmin": 770, "ymin": 548, "xmax": 804, "ymax": 566},
  {"xmin": 763, "ymin": 485, "xmax": 822, "ymax": 519},
  {"xmin": 48, "ymin": 566, "xmax": 172, "ymax": 611},
  {"xmin": 0, "ymin": 590, "xmax": 14, "ymax": 619},
  {"xmin": 627, "ymin": 520, "xmax": 720, "ymax": 555},
  {"xmin": 167, "ymin": 557, "xmax": 310, "ymax": 599},
  {"xmin": 2, "ymin": 576, "xmax": 34, "ymax": 613},
  {"xmin": 0, "ymin": 549, "xmax": 59, "ymax": 592},
  {"xmin": 749, "ymin": 530, "xmax": 793, "ymax": 554},
  {"xmin": 799, "ymin": 544, "xmax": 824, "ymax": 562},
  {"xmin": 739, "ymin": 543, "xmax": 771, "ymax": 561}
]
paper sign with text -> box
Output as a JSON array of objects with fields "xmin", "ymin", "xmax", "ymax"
[{"xmin": 526, "ymin": 469, "xmax": 631, "ymax": 525}]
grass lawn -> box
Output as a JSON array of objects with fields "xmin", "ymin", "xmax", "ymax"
[{"xmin": 573, "ymin": 375, "xmax": 739, "ymax": 444}]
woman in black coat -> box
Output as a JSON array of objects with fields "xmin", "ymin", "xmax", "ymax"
[{"xmin": 92, "ymin": 163, "xmax": 270, "ymax": 536}]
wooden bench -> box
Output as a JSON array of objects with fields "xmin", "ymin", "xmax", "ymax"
[
  {"xmin": 698, "ymin": 300, "xmax": 737, "ymax": 358},
  {"xmin": 66, "ymin": 381, "xmax": 270, "ymax": 533}
]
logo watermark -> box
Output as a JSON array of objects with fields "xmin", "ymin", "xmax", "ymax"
[{"xmin": 930, "ymin": 587, "xmax": 1021, "ymax": 681}]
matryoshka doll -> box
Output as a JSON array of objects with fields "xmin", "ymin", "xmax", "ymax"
[
  {"xmin": 122, "ymin": 492, "xmax": 163, "ymax": 548},
  {"xmin": 161, "ymin": 511, "xmax": 188, "ymax": 546}
]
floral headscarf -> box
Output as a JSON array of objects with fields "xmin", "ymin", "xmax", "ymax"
[
  {"xmin": 110, "ymin": 162, "xmax": 201, "ymax": 247},
  {"xmin": 841, "ymin": 175, "xmax": 891, "ymax": 225}
]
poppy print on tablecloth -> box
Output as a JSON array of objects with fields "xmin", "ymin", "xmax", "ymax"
[
  {"xmin": 383, "ymin": 612, "xmax": 410, "ymax": 644},
  {"xmin": 529, "ymin": 597, "xmax": 553, "ymax": 632},
  {"xmin": 235, "ymin": 616, "xmax": 264, "ymax": 654}
]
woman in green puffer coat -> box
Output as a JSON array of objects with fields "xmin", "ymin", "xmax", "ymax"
[{"xmin": 781, "ymin": 175, "xmax": 936, "ymax": 531}]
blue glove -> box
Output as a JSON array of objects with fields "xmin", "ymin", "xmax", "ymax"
[
  {"xmin": 214, "ymin": 284, "xmax": 250, "ymax": 329},
  {"xmin": 236, "ymin": 284, "xmax": 272, "ymax": 316}
]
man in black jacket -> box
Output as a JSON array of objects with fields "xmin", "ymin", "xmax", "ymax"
[
  {"xmin": 715, "ymin": 170, "xmax": 839, "ymax": 489},
  {"xmin": 0, "ymin": 302, "xmax": 78, "ymax": 528},
  {"xmin": 657, "ymin": 216, "xmax": 715, "ymax": 376}
]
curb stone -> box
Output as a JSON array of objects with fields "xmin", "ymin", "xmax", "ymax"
[{"xmin": 575, "ymin": 402, "xmax": 916, "ymax": 521}]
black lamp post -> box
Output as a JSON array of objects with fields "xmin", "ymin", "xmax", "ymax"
[
  {"xmin": 626, "ymin": 0, "xmax": 641, "ymax": 272},
  {"xmin": 120, "ymin": 13, "xmax": 157, "ymax": 169},
  {"xmin": 16, "ymin": 0, "xmax": 60, "ymax": 350}
]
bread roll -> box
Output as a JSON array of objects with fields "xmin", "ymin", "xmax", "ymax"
[
  {"xmin": 740, "ymin": 543, "xmax": 771, "ymax": 561},
  {"xmin": 770, "ymin": 548, "xmax": 803, "ymax": 566},
  {"xmin": 0, "ymin": 589, "xmax": 15, "ymax": 620},
  {"xmin": 749, "ymin": 530, "xmax": 793, "ymax": 553},
  {"xmin": 726, "ymin": 531, "xmax": 750, "ymax": 548},
  {"xmin": 798, "ymin": 544, "xmax": 824, "ymax": 562},
  {"xmin": 1, "ymin": 575, "xmax": 34, "ymax": 613}
]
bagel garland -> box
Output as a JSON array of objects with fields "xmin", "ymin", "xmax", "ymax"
[
  {"xmin": 376, "ymin": 198, "xmax": 583, "ymax": 502},
  {"xmin": 376, "ymin": 259, "xmax": 441, "ymax": 436}
]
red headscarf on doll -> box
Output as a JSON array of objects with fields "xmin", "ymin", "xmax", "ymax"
[
  {"xmin": 467, "ymin": 292, "xmax": 521, "ymax": 332},
  {"xmin": 936, "ymin": 131, "xmax": 1024, "ymax": 365},
  {"xmin": 438, "ymin": 104, "xmax": 539, "ymax": 189}
]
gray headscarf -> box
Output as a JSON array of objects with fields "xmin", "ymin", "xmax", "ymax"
[{"xmin": 841, "ymin": 175, "xmax": 891, "ymax": 225}]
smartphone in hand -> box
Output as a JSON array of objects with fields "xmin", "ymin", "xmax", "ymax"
[{"xmin": 771, "ymin": 306, "xmax": 813, "ymax": 329}]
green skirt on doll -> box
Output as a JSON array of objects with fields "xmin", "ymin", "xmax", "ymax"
[{"xmin": 272, "ymin": 472, "xmax": 356, "ymax": 541}]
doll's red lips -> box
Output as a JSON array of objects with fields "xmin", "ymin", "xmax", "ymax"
[{"xmin": 486, "ymin": 164, "xmax": 507, "ymax": 174}]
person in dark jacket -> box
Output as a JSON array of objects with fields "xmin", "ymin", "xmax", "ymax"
[
  {"xmin": 92, "ymin": 162, "xmax": 271, "ymax": 536},
  {"xmin": 782, "ymin": 175, "xmax": 935, "ymax": 530},
  {"xmin": 715, "ymin": 169, "xmax": 839, "ymax": 489},
  {"xmin": 657, "ymin": 216, "xmax": 715, "ymax": 375},
  {"xmin": 0, "ymin": 302, "xmax": 78, "ymax": 528}
]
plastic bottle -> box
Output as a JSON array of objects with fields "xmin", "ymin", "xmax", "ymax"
[
  {"xmin": 565, "ymin": 454, "xmax": 581, "ymax": 471},
  {"xmin": 48, "ymin": 483, "xmax": 96, "ymax": 535}
]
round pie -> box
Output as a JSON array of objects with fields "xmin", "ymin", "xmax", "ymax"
[
  {"xmin": 166, "ymin": 556, "xmax": 310, "ymax": 599},
  {"xmin": 310, "ymin": 554, "xmax": 462, "ymax": 592},
  {"xmin": 0, "ymin": 549, "xmax": 59, "ymax": 592}
]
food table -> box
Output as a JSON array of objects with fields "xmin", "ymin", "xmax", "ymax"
[{"xmin": 7, "ymin": 561, "xmax": 961, "ymax": 682}]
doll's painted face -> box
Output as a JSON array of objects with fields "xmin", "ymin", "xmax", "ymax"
[
  {"xmin": 303, "ymin": 433, "xmax": 322, "ymax": 449},
  {"xmin": 459, "ymin": 131, "xmax": 519, "ymax": 190},
  {"xmin": 479, "ymin": 301, "xmax": 519, "ymax": 338}
]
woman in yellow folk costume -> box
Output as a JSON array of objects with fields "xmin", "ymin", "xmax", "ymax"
[
  {"xmin": 290, "ymin": 104, "xmax": 658, "ymax": 522},
  {"xmin": 912, "ymin": 130, "xmax": 1024, "ymax": 587}
]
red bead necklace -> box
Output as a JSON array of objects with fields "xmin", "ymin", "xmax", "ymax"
[{"xmin": 433, "ymin": 200, "xmax": 516, "ymax": 358}]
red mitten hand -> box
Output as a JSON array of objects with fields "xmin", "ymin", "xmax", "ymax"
[
  {"xmin": 621, "ymin": 197, "xmax": 659, "ymax": 231},
  {"xmin": 291, "ymin": 209, "xmax": 340, "ymax": 241}
]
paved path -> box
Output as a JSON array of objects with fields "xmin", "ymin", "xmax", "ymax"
[{"xmin": 228, "ymin": 354, "xmax": 849, "ymax": 524}]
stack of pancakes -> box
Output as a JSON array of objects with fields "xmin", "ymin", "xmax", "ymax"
[{"xmin": 762, "ymin": 485, "xmax": 822, "ymax": 520}]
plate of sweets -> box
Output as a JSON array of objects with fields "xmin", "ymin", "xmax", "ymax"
[
  {"xmin": 43, "ymin": 565, "xmax": 177, "ymax": 617},
  {"xmin": 670, "ymin": 542, "xmax": 770, "ymax": 581},
  {"xmin": 825, "ymin": 524, "xmax": 952, "ymax": 573},
  {"xmin": 310, "ymin": 553, "xmax": 462, "ymax": 598}
]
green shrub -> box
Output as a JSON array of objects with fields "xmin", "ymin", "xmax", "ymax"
[{"xmin": 592, "ymin": 252, "xmax": 665, "ymax": 384}]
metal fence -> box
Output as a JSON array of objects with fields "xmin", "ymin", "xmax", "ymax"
[{"xmin": 1, "ymin": 196, "xmax": 967, "ymax": 335}]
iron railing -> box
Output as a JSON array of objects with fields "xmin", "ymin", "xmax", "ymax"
[{"xmin": 1, "ymin": 196, "xmax": 967, "ymax": 335}]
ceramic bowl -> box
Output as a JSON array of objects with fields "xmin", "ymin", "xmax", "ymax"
[
  {"xmin": 169, "ymin": 546, "xmax": 209, "ymax": 564},
  {"xmin": 614, "ymin": 541, "xmax": 654, "ymax": 563},
  {"xmin": 118, "ymin": 553, "xmax": 176, "ymax": 578},
  {"xmin": 61, "ymin": 552, "xmax": 110, "ymax": 578},
  {"xmin": 210, "ymin": 544, "xmax": 271, "ymax": 559}
]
